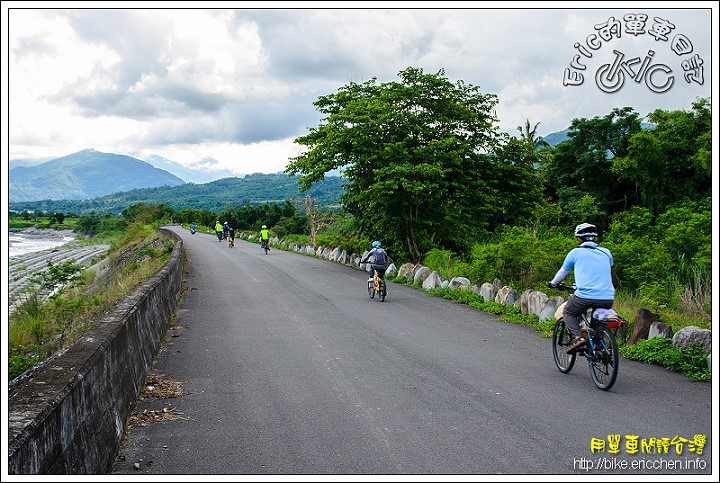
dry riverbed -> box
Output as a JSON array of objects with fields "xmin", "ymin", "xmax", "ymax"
[{"xmin": 8, "ymin": 228, "xmax": 110, "ymax": 313}]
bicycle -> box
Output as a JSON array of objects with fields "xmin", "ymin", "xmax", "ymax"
[
  {"xmin": 261, "ymin": 239, "xmax": 270, "ymax": 255},
  {"xmin": 551, "ymin": 283, "xmax": 625, "ymax": 391},
  {"xmin": 367, "ymin": 270, "xmax": 386, "ymax": 302}
]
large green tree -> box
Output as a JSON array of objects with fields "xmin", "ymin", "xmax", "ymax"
[
  {"xmin": 285, "ymin": 67, "xmax": 505, "ymax": 262},
  {"xmin": 484, "ymin": 136, "xmax": 545, "ymax": 230}
]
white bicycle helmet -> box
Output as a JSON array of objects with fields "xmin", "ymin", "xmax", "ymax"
[
  {"xmin": 262, "ymin": 225, "xmax": 267, "ymax": 229},
  {"xmin": 574, "ymin": 222, "xmax": 598, "ymax": 240}
]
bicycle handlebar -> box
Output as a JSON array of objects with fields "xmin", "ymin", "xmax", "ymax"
[{"xmin": 547, "ymin": 281, "xmax": 576, "ymax": 292}]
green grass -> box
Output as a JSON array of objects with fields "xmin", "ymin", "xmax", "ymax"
[
  {"xmin": 8, "ymin": 227, "xmax": 172, "ymax": 380},
  {"xmin": 8, "ymin": 215, "xmax": 79, "ymax": 230},
  {"xmin": 619, "ymin": 337, "xmax": 711, "ymax": 381}
]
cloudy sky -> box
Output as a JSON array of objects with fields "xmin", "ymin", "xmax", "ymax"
[{"xmin": 3, "ymin": 3, "xmax": 716, "ymax": 180}]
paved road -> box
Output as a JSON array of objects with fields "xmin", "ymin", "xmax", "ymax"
[{"xmin": 111, "ymin": 226, "xmax": 714, "ymax": 476}]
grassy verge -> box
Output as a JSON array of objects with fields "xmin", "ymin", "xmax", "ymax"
[{"xmin": 8, "ymin": 224, "xmax": 173, "ymax": 380}]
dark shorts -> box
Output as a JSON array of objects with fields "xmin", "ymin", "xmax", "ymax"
[{"xmin": 372, "ymin": 265, "xmax": 386, "ymax": 277}]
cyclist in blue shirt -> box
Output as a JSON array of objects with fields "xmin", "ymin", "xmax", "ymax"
[{"xmin": 547, "ymin": 223, "xmax": 615, "ymax": 353}]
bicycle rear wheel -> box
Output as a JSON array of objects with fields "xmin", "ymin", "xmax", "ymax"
[
  {"xmin": 552, "ymin": 318, "xmax": 576, "ymax": 373},
  {"xmin": 368, "ymin": 279, "xmax": 375, "ymax": 298},
  {"xmin": 588, "ymin": 326, "xmax": 619, "ymax": 391}
]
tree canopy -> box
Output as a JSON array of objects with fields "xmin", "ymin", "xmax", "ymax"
[
  {"xmin": 541, "ymin": 106, "xmax": 643, "ymax": 230},
  {"xmin": 611, "ymin": 97, "xmax": 712, "ymax": 215},
  {"xmin": 286, "ymin": 67, "xmax": 512, "ymax": 262}
]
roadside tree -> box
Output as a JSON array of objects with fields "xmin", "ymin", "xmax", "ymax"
[
  {"xmin": 541, "ymin": 106, "xmax": 642, "ymax": 229},
  {"xmin": 286, "ymin": 67, "xmax": 507, "ymax": 262}
]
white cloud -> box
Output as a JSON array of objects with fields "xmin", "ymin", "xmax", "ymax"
[{"xmin": 4, "ymin": 5, "xmax": 716, "ymax": 175}]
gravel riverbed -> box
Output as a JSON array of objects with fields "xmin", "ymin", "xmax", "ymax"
[{"xmin": 8, "ymin": 228, "xmax": 110, "ymax": 313}]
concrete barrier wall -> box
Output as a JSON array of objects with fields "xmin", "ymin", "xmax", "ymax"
[{"xmin": 7, "ymin": 227, "xmax": 184, "ymax": 474}]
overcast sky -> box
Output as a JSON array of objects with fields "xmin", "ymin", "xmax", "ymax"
[{"xmin": 3, "ymin": 3, "xmax": 717, "ymax": 178}]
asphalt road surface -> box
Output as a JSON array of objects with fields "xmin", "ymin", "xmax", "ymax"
[{"xmin": 111, "ymin": 225, "xmax": 714, "ymax": 477}]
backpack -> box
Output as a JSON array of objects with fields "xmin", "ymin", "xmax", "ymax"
[{"xmin": 372, "ymin": 248, "xmax": 387, "ymax": 267}]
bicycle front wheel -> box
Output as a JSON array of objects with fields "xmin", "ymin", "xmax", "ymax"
[
  {"xmin": 368, "ymin": 280, "xmax": 375, "ymax": 298},
  {"xmin": 552, "ymin": 318, "xmax": 576, "ymax": 373},
  {"xmin": 589, "ymin": 326, "xmax": 619, "ymax": 391}
]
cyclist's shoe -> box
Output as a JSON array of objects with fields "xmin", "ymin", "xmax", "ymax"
[{"xmin": 567, "ymin": 337, "xmax": 587, "ymax": 354}]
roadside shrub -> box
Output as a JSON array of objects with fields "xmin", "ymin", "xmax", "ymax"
[
  {"xmin": 9, "ymin": 346, "xmax": 44, "ymax": 380},
  {"xmin": 619, "ymin": 337, "xmax": 711, "ymax": 381},
  {"xmin": 10, "ymin": 293, "xmax": 48, "ymax": 346},
  {"xmin": 461, "ymin": 226, "xmax": 571, "ymax": 290},
  {"xmin": 28, "ymin": 259, "xmax": 82, "ymax": 292},
  {"xmin": 423, "ymin": 248, "xmax": 458, "ymax": 281}
]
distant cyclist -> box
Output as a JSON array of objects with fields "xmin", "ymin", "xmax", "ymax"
[
  {"xmin": 361, "ymin": 240, "xmax": 388, "ymax": 280},
  {"xmin": 260, "ymin": 225, "xmax": 270, "ymax": 251},
  {"xmin": 214, "ymin": 221, "xmax": 223, "ymax": 241},
  {"xmin": 228, "ymin": 226, "xmax": 235, "ymax": 247},
  {"xmin": 190, "ymin": 223, "xmax": 197, "ymax": 234},
  {"xmin": 546, "ymin": 223, "xmax": 615, "ymax": 354},
  {"xmin": 222, "ymin": 221, "xmax": 230, "ymax": 240}
]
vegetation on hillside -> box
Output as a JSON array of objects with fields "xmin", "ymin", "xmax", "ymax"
[{"xmin": 8, "ymin": 172, "xmax": 346, "ymax": 215}]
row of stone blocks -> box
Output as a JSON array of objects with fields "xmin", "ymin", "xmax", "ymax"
[{"xmin": 283, "ymin": 241, "xmax": 712, "ymax": 370}]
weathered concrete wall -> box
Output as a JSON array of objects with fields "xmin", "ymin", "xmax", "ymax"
[{"xmin": 7, "ymin": 227, "xmax": 184, "ymax": 474}]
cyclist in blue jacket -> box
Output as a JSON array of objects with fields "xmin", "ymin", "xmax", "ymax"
[
  {"xmin": 361, "ymin": 240, "xmax": 388, "ymax": 279},
  {"xmin": 547, "ymin": 223, "xmax": 615, "ymax": 354}
]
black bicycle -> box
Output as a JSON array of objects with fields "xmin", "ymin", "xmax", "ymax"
[
  {"xmin": 551, "ymin": 283, "xmax": 625, "ymax": 391},
  {"xmin": 261, "ymin": 239, "xmax": 270, "ymax": 255},
  {"xmin": 367, "ymin": 270, "xmax": 386, "ymax": 302}
]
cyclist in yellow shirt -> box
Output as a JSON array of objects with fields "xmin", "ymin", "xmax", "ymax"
[{"xmin": 260, "ymin": 225, "xmax": 270, "ymax": 251}]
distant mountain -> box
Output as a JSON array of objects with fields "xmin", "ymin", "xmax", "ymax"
[
  {"xmin": 9, "ymin": 149, "xmax": 185, "ymax": 202},
  {"xmin": 539, "ymin": 130, "xmax": 569, "ymax": 146},
  {"xmin": 139, "ymin": 153, "xmax": 236, "ymax": 184},
  {"xmin": 8, "ymin": 157, "xmax": 53, "ymax": 169},
  {"xmin": 8, "ymin": 173, "xmax": 346, "ymax": 215},
  {"xmin": 538, "ymin": 122, "xmax": 654, "ymax": 148}
]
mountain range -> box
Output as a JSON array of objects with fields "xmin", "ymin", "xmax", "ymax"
[
  {"xmin": 8, "ymin": 127, "xmax": 579, "ymax": 214},
  {"xmin": 8, "ymin": 149, "xmax": 346, "ymax": 215},
  {"xmin": 8, "ymin": 173, "xmax": 346, "ymax": 215},
  {"xmin": 9, "ymin": 149, "xmax": 185, "ymax": 202},
  {"xmin": 129, "ymin": 153, "xmax": 237, "ymax": 184}
]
